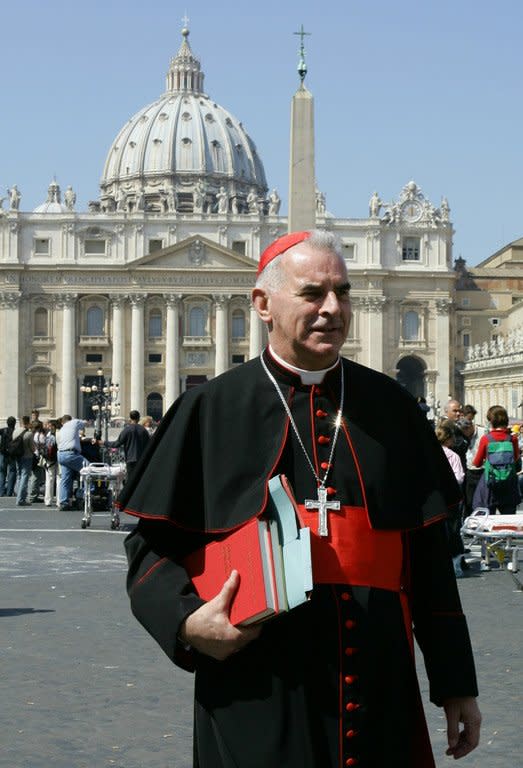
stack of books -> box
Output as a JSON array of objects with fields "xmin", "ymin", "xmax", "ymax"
[{"xmin": 182, "ymin": 475, "xmax": 313, "ymax": 625}]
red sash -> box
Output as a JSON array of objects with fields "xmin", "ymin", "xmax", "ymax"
[{"xmin": 298, "ymin": 504, "xmax": 403, "ymax": 592}]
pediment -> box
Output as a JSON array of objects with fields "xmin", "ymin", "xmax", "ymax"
[{"xmin": 132, "ymin": 235, "xmax": 257, "ymax": 271}]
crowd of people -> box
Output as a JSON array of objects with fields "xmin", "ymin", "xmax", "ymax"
[
  {"xmin": 424, "ymin": 398, "xmax": 522, "ymax": 576},
  {"xmin": 0, "ymin": 410, "xmax": 155, "ymax": 508}
]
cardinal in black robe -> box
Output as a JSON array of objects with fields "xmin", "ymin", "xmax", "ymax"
[{"xmin": 121, "ymin": 230, "xmax": 480, "ymax": 768}]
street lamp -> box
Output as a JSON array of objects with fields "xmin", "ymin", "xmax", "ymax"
[{"xmin": 80, "ymin": 368, "xmax": 120, "ymax": 463}]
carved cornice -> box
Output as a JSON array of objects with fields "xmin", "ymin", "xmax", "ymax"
[
  {"xmin": 129, "ymin": 294, "xmax": 146, "ymax": 307},
  {"xmin": 434, "ymin": 298, "xmax": 451, "ymax": 315},
  {"xmin": 360, "ymin": 295, "xmax": 387, "ymax": 312},
  {"xmin": 0, "ymin": 291, "xmax": 21, "ymax": 308}
]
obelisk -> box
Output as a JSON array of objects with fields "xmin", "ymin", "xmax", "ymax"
[{"xmin": 288, "ymin": 25, "xmax": 316, "ymax": 233}]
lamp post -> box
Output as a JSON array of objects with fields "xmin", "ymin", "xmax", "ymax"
[{"xmin": 80, "ymin": 369, "xmax": 120, "ymax": 463}]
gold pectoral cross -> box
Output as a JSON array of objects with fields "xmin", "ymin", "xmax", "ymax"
[{"xmin": 305, "ymin": 486, "xmax": 341, "ymax": 537}]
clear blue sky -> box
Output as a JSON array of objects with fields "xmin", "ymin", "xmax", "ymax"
[{"xmin": 2, "ymin": 0, "xmax": 522, "ymax": 266}]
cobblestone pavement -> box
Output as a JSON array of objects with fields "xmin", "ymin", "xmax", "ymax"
[{"xmin": 0, "ymin": 498, "xmax": 521, "ymax": 768}]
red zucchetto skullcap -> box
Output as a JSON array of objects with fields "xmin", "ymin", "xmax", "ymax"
[{"xmin": 256, "ymin": 230, "xmax": 311, "ymax": 276}]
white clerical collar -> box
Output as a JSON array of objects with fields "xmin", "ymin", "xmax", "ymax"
[{"xmin": 268, "ymin": 345, "xmax": 340, "ymax": 385}]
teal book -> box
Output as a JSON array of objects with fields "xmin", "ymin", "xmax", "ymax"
[{"xmin": 267, "ymin": 475, "xmax": 313, "ymax": 610}]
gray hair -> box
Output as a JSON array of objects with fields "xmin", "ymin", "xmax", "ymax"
[{"xmin": 255, "ymin": 229, "xmax": 344, "ymax": 291}]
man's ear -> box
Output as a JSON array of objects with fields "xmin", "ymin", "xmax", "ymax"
[{"xmin": 251, "ymin": 287, "xmax": 271, "ymax": 324}]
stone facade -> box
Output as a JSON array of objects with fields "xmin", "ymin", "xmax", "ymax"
[{"xmin": 0, "ymin": 32, "xmax": 457, "ymax": 423}]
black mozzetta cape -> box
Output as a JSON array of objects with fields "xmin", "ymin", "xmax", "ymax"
[
  {"xmin": 122, "ymin": 352, "xmax": 477, "ymax": 768},
  {"xmin": 119, "ymin": 352, "xmax": 459, "ymax": 532}
]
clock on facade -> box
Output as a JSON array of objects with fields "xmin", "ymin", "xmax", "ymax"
[{"xmin": 401, "ymin": 201, "xmax": 422, "ymax": 223}]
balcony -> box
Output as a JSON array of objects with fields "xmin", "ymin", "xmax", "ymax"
[
  {"xmin": 182, "ymin": 335, "xmax": 212, "ymax": 347},
  {"xmin": 79, "ymin": 335, "xmax": 110, "ymax": 347}
]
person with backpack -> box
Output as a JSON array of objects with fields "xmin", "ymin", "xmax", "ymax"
[
  {"xmin": 10, "ymin": 416, "xmax": 36, "ymax": 506},
  {"xmin": 472, "ymin": 405, "xmax": 521, "ymax": 515},
  {"xmin": 0, "ymin": 416, "xmax": 17, "ymax": 496}
]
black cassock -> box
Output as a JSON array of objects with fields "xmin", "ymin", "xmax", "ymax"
[{"xmin": 121, "ymin": 351, "xmax": 478, "ymax": 768}]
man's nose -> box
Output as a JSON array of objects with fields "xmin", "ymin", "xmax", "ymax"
[{"xmin": 320, "ymin": 291, "xmax": 341, "ymax": 313}]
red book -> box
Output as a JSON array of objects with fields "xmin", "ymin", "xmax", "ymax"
[{"xmin": 182, "ymin": 517, "xmax": 279, "ymax": 626}]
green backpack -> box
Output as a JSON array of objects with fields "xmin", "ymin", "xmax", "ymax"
[{"xmin": 484, "ymin": 433, "xmax": 515, "ymax": 487}]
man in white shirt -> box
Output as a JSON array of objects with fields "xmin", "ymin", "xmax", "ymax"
[{"xmin": 56, "ymin": 415, "xmax": 86, "ymax": 511}]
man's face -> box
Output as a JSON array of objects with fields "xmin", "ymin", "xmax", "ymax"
[
  {"xmin": 447, "ymin": 401, "xmax": 463, "ymax": 421},
  {"xmin": 254, "ymin": 244, "xmax": 351, "ymax": 370}
]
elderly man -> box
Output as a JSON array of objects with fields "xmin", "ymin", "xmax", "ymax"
[{"xmin": 121, "ymin": 230, "xmax": 480, "ymax": 767}]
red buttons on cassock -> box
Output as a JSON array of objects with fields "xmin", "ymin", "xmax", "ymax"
[
  {"xmin": 345, "ymin": 702, "xmax": 360, "ymax": 712},
  {"xmin": 320, "ymin": 461, "xmax": 330, "ymax": 470},
  {"xmin": 345, "ymin": 758, "xmax": 358, "ymax": 766},
  {"xmin": 318, "ymin": 435, "xmax": 331, "ymax": 445},
  {"xmin": 344, "ymin": 675, "xmax": 358, "ymax": 685},
  {"xmin": 345, "ymin": 619, "xmax": 357, "ymax": 630},
  {"xmin": 326, "ymin": 486, "xmax": 336, "ymax": 496},
  {"xmin": 345, "ymin": 729, "xmax": 358, "ymax": 739},
  {"xmin": 316, "ymin": 409, "xmax": 328, "ymax": 418},
  {"xmin": 345, "ymin": 647, "xmax": 358, "ymax": 656},
  {"xmin": 340, "ymin": 592, "xmax": 351, "ymax": 601}
]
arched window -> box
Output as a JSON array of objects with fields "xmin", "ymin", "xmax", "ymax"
[
  {"xmin": 34, "ymin": 307, "xmax": 48, "ymax": 337},
  {"xmin": 189, "ymin": 306, "xmax": 205, "ymax": 337},
  {"xmin": 148, "ymin": 309, "xmax": 162, "ymax": 338},
  {"xmin": 146, "ymin": 392, "xmax": 163, "ymax": 421},
  {"xmin": 231, "ymin": 309, "xmax": 245, "ymax": 340},
  {"xmin": 86, "ymin": 306, "xmax": 104, "ymax": 336},
  {"xmin": 403, "ymin": 311, "xmax": 419, "ymax": 341}
]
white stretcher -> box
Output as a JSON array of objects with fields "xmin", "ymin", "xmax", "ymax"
[
  {"xmin": 461, "ymin": 508, "xmax": 523, "ymax": 572},
  {"xmin": 79, "ymin": 462, "xmax": 126, "ymax": 530}
]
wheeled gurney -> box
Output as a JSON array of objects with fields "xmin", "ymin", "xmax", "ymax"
[
  {"xmin": 79, "ymin": 462, "xmax": 126, "ymax": 530},
  {"xmin": 461, "ymin": 508, "xmax": 523, "ymax": 572}
]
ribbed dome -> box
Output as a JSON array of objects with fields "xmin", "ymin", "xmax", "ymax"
[{"xmin": 99, "ymin": 28, "xmax": 267, "ymax": 215}]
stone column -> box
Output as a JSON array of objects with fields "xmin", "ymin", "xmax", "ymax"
[
  {"xmin": 361, "ymin": 296, "xmax": 386, "ymax": 371},
  {"xmin": 110, "ymin": 296, "xmax": 125, "ymax": 404},
  {"xmin": 249, "ymin": 301, "xmax": 264, "ymax": 359},
  {"xmin": 60, "ymin": 294, "xmax": 77, "ymax": 416},
  {"xmin": 164, "ymin": 294, "xmax": 182, "ymax": 409},
  {"xmin": 434, "ymin": 298, "xmax": 451, "ymax": 406},
  {"xmin": 0, "ymin": 293, "xmax": 21, "ymax": 419},
  {"xmin": 129, "ymin": 294, "xmax": 145, "ymax": 413},
  {"xmin": 214, "ymin": 295, "xmax": 230, "ymax": 376}
]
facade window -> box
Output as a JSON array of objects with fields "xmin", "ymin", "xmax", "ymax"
[
  {"xmin": 148, "ymin": 309, "xmax": 162, "ymax": 338},
  {"xmin": 463, "ymin": 333, "xmax": 470, "ymax": 347},
  {"xmin": 403, "ymin": 311, "xmax": 419, "ymax": 340},
  {"xmin": 343, "ymin": 243, "xmax": 355, "ymax": 260},
  {"xmin": 189, "ymin": 306, "xmax": 205, "ymax": 337},
  {"xmin": 146, "ymin": 392, "xmax": 163, "ymax": 421},
  {"xmin": 84, "ymin": 239, "xmax": 106, "ymax": 256},
  {"xmin": 86, "ymin": 353, "xmax": 103, "ymax": 363},
  {"xmin": 148, "ymin": 239, "xmax": 163, "ymax": 253},
  {"xmin": 402, "ymin": 237, "xmax": 420, "ymax": 261},
  {"xmin": 148, "ymin": 353, "xmax": 162, "ymax": 363},
  {"xmin": 86, "ymin": 306, "xmax": 104, "ymax": 336},
  {"xmin": 232, "ymin": 240, "xmax": 246, "ymax": 255},
  {"xmin": 33, "ymin": 381, "xmax": 47, "ymax": 409},
  {"xmin": 232, "ymin": 354, "xmax": 245, "ymax": 364},
  {"xmin": 231, "ymin": 309, "xmax": 245, "ymax": 340},
  {"xmin": 34, "ymin": 307, "xmax": 48, "ymax": 337},
  {"xmin": 34, "ymin": 238, "xmax": 50, "ymax": 256}
]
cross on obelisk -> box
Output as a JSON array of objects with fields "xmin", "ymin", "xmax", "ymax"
[
  {"xmin": 293, "ymin": 24, "xmax": 311, "ymax": 82},
  {"xmin": 305, "ymin": 486, "xmax": 341, "ymax": 537}
]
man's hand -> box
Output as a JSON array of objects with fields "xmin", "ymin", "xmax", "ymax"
[
  {"xmin": 179, "ymin": 570, "xmax": 262, "ymax": 661},
  {"xmin": 443, "ymin": 696, "xmax": 481, "ymax": 759}
]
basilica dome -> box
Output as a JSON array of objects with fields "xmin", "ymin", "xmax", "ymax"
[{"xmin": 99, "ymin": 28, "xmax": 268, "ymax": 215}]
